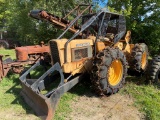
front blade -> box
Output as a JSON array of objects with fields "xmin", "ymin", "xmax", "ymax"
[{"xmin": 21, "ymin": 81, "xmax": 58, "ymax": 120}]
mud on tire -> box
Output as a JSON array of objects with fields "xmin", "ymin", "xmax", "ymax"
[
  {"xmin": 129, "ymin": 43, "xmax": 148, "ymax": 73},
  {"xmin": 146, "ymin": 55, "xmax": 160, "ymax": 84},
  {"xmin": 91, "ymin": 47, "xmax": 128, "ymax": 96}
]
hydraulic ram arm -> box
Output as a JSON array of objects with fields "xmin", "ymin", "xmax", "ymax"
[
  {"xmin": 19, "ymin": 61, "xmax": 82, "ymax": 120},
  {"xmin": 29, "ymin": 10, "xmax": 78, "ymax": 34},
  {"xmin": 29, "ymin": 5, "xmax": 92, "ymax": 35}
]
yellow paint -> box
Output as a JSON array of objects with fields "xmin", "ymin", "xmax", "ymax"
[
  {"xmin": 96, "ymin": 42, "xmax": 106, "ymax": 52},
  {"xmin": 114, "ymin": 42, "xmax": 123, "ymax": 50},
  {"xmin": 108, "ymin": 60, "xmax": 123, "ymax": 86},
  {"xmin": 141, "ymin": 52, "xmax": 147, "ymax": 69}
]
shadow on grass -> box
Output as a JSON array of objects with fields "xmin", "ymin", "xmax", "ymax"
[
  {"xmin": 4, "ymin": 73, "xmax": 95, "ymax": 119},
  {"xmin": 4, "ymin": 67, "xmax": 153, "ymax": 119},
  {"xmin": 4, "ymin": 69, "xmax": 45, "ymax": 116},
  {"xmin": 125, "ymin": 75, "xmax": 147, "ymax": 85},
  {"xmin": 126, "ymin": 58, "xmax": 154, "ymax": 85},
  {"xmin": 68, "ymin": 73, "xmax": 97, "ymax": 98}
]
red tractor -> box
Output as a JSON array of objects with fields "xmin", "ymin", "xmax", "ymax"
[{"xmin": 0, "ymin": 42, "xmax": 50, "ymax": 81}]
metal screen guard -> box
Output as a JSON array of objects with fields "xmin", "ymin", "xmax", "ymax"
[
  {"xmin": 113, "ymin": 15, "xmax": 126, "ymax": 44},
  {"xmin": 30, "ymin": 62, "xmax": 64, "ymax": 92},
  {"xmin": 64, "ymin": 9, "xmax": 105, "ymax": 63}
]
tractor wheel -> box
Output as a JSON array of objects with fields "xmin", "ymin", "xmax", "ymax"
[
  {"xmin": 129, "ymin": 43, "xmax": 148, "ymax": 74},
  {"xmin": 147, "ymin": 55, "xmax": 160, "ymax": 84},
  {"xmin": 91, "ymin": 47, "xmax": 128, "ymax": 96},
  {"xmin": 0, "ymin": 40, "xmax": 9, "ymax": 49}
]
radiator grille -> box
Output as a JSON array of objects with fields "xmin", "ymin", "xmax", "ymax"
[
  {"xmin": 49, "ymin": 41, "xmax": 60, "ymax": 64},
  {"xmin": 72, "ymin": 46, "xmax": 92, "ymax": 61}
]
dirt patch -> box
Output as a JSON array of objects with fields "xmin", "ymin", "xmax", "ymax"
[
  {"xmin": 0, "ymin": 109, "xmax": 39, "ymax": 120},
  {"xmin": 66, "ymin": 93, "xmax": 145, "ymax": 120},
  {"xmin": 0, "ymin": 93, "xmax": 144, "ymax": 120}
]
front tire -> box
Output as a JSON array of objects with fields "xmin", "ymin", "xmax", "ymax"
[{"xmin": 91, "ymin": 47, "xmax": 128, "ymax": 96}]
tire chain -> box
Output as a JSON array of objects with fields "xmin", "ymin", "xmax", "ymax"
[
  {"xmin": 146, "ymin": 55, "xmax": 160, "ymax": 83},
  {"xmin": 131, "ymin": 44, "xmax": 142, "ymax": 72},
  {"xmin": 91, "ymin": 47, "xmax": 127, "ymax": 96},
  {"xmin": 129, "ymin": 43, "xmax": 148, "ymax": 72}
]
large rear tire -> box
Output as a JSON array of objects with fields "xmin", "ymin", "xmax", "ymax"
[
  {"xmin": 147, "ymin": 55, "xmax": 160, "ymax": 84},
  {"xmin": 91, "ymin": 47, "xmax": 128, "ymax": 96},
  {"xmin": 129, "ymin": 43, "xmax": 148, "ymax": 74}
]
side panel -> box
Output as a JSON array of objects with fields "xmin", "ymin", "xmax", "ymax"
[{"xmin": 49, "ymin": 39, "xmax": 94, "ymax": 73}]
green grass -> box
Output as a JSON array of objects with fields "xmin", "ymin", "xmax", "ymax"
[
  {"xmin": 0, "ymin": 73, "xmax": 77, "ymax": 120},
  {"xmin": 0, "ymin": 49, "xmax": 79, "ymax": 120},
  {"xmin": 0, "ymin": 49, "xmax": 16, "ymax": 59},
  {"xmin": 1, "ymin": 49, "xmax": 160, "ymax": 120},
  {"xmin": 0, "ymin": 74, "xmax": 38, "ymax": 120},
  {"xmin": 54, "ymin": 93, "xmax": 76, "ymax": 120},
  {"xmin": 0, "ymin": 74, "xmax": 26, "ymax": 110},
  {"xmin": 120, "ymin": 76, "xmax": 160, "ymax": 120}
]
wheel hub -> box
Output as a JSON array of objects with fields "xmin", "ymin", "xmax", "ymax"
[{"xmin": 108, "ymin": 60, "xmax": 123, "ymax": 86}]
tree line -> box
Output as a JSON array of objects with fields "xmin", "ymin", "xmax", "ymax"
[{"xmin": 0, "ymin": 0, "xmax": 159, "ymax": 54}]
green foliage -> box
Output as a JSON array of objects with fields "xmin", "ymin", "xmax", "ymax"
[
  {"xmin": 0, "ymin": 0, "xmax": 159, "ymax": 53},
  {"xmin": 1, "ymin": 0, "xmax": 93, "ymax": 45},
  {"xmin": 108, "ymin": 0, "xmax": 160, "ymax": 54}
]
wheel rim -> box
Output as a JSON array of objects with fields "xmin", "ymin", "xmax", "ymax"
[
  {"xmin": 141, "ymin": 52, "xmax": 147, "ymax": 69},
  {"xmin": 108, "ymin": 60, "xmax": 123, "ymax": 86}
]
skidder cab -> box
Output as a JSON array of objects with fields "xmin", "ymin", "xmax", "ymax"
[{"xmin": 19, "ymin": 5, "xmax": 148, "ymax": 120}]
